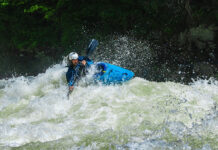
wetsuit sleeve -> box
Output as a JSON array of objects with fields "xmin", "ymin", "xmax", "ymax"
[
  {"xmin": 66, "ymin": 68, "xmax": 75, "ymax": 86},
  {"xmin": 68, "ymin": 64, "xmax": 82, "ymax": 86},
  {"xmin": 78, "ymin": 56, "xmax": 93, "ymax": 67},
  {"xmin": 68, "ymin": 73, "xmax": 75, "ymax": 86},
  {"xmin": 78, "ymin": 56, "xmax": 85, "ymax": 61}
]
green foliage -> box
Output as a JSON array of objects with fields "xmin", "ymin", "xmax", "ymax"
[
  {"xmin": 0, "ymin": 0, "xmax": 217, "ymax": 57},
  {"xmin": 0, "ymin": 0, "xmax": 9, "ymax": 6},
  {"xmin": 24, "ymin": 5, "xmax": 48, "ymax": 13}
]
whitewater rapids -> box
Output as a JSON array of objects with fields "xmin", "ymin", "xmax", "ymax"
[{"xmin": 0, "ymin": 63, "xmax": 217, "ymax": 150}]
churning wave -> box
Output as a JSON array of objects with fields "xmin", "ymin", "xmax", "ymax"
[{"xmin": 0, "ymin": 62, "xmax": 217, "ymax": 150}]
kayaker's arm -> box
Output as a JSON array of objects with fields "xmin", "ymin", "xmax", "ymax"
[
  {"xmin": 68, "ymin": 64, "xmax": 82, "ymax": 87},
  {"xmin": 68, "ymin": 72, "xmax": 75, "ymax": 87},
  {"xmin": 68, "ymin": 68, "xmax": 79, "ymax": 97},
  {"xmin": 78, "ymin": 56, "xmax": 93, "ymax": 66},
  {"xmin": 66, "ymin": 67, "xmax": 75, "ymax": 99}
]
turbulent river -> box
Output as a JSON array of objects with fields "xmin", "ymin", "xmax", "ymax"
[
  {"xmin": 0, "ymin": 62, "xmax": 217, "ymax": 150},
  {"xmin": 0, "ymin": 36, "xmax": 217, "ymax": 150}
]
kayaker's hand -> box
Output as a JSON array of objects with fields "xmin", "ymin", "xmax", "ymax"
[
  {"xmin": 81, "ymin": 60, "xmax": 86, "ymax": 66},
  {"xmin": 69, "ymin": 86, "xmax": 74, "ymax": 91}
]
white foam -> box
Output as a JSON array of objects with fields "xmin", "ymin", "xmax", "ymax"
[{"xmin": 0, "ymin": 64, "xmax": 217, "ymax": 149}]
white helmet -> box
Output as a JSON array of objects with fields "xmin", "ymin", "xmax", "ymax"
[{"xmin": 68, "ymin": 52, "xmax": 78, "ymax": 60}]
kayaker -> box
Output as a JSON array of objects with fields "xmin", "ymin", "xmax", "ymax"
[{"xmin": 66, "ymin": 52, "xmax": 93, "ymax": 91}]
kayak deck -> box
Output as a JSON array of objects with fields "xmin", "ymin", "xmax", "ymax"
[{"xmin": 93, "ymin": 62, "xmax": 134, "ymax": 84}]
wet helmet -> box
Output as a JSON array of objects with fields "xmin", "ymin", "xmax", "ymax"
[{"xmin": 68, "ymin": 52, "xmax": 78, "ymax": 60}]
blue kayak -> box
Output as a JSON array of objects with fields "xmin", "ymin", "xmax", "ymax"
[{"xmin": 92, "ymin": 62, "xmax": 134, "ymax": 84}]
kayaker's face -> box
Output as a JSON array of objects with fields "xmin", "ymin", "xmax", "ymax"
[{"xmin": 71, "ymin": 59, "xmax": 78, "ymax": 66}]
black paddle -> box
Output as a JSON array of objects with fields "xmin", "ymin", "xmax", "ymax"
[
  {"xmin": 67, "ymin": 39, "xmax": 99, "ymax": 99},
  {"xmin": 86, "ymin": 39, "xmax": 99, "ymax": 58}
]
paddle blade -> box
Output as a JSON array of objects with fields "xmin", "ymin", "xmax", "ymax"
[{"xmin": 86, "ymin": 39, "xmax": 99, "ymax": 57}]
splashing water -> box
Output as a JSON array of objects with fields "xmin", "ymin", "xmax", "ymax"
[
  {"xmin": 94, "ymin": 36, "xmax": 154, "ymax": 78},
  {"xmin": 0, "ymin": 61, "xmax": 217, "ymax": 150},
  {"xmin": 0, "ymin": 36, "xmax": 218, "ymax": 149}
]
